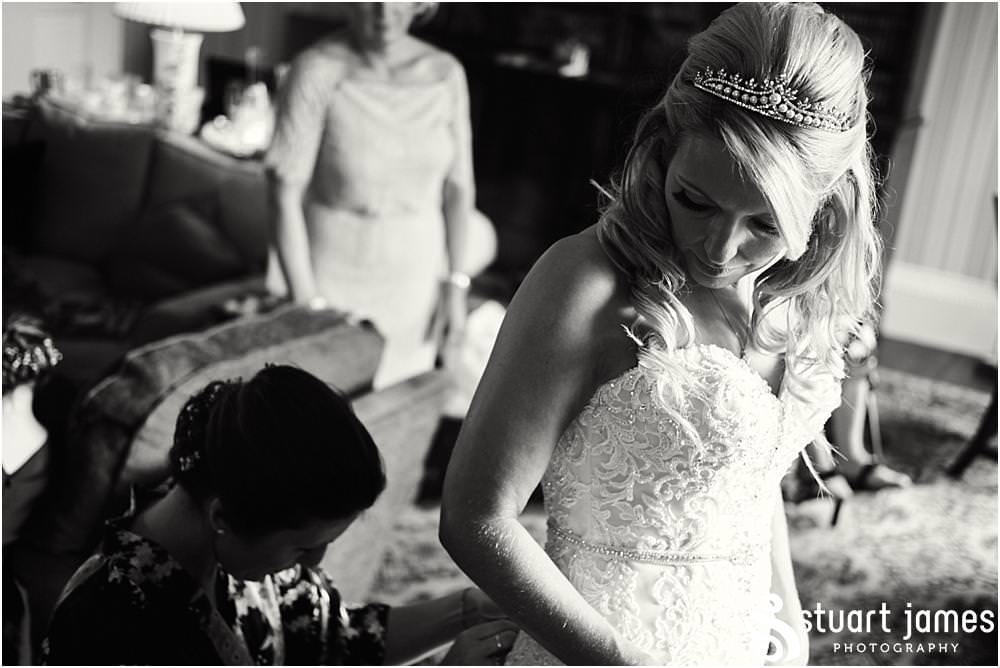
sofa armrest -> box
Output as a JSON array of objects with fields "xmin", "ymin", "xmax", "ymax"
[
  {"xmin": 128, "ymin": 275, "xmax": 268, "ymax": 346},
  {"xmin": 20, "ymin": 304, "xmax": 384, "ymax": 557},
  {"xmin": 321, "ymin": 370, "xmax": 450, "ymax": 602}
]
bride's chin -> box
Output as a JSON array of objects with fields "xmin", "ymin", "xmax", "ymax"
[
  {"xmin": 681, "ymin": 255, "xmax": 741, "ymax": 288},
  {"xmin": 688, "ymin": 270, "xmax": 741, "ymax": 290}
]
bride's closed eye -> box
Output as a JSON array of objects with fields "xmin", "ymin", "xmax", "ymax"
[
  {"xmin": 752, "ymin": 218, "xmax": 780, "ymax": 236},
  {"xmin": 672, "ymin": 189, "xmax": 713, "ymax": 212},
  {"xmin": 673, "ymin": 188, "xmax": 780, "ymax": 237}
]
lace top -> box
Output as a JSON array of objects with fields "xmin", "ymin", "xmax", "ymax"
[
  {"xmin": 263, "ymin": 38, "xmax": 468, "ymax": 387},
  {"xmin": 506, "ymin": 343, "xmax": 841, "ymax": 666},
  {"xmin": 266, "ymin": 39, "xmax": 465, "ymax": 217}
]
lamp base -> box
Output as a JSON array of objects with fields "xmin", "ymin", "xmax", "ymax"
[
  {"xmin": 149, "ymin": 28, "xmax": 204, "ymax": 133},
  {"xmin": 150, "ymin": 28, "xmax": 202, "ymax": 92},
  {"xmin": 155, "ymin": 86, "xmax": 205, "ymax": 135}
]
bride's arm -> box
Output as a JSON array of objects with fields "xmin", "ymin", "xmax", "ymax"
[{"xmin": 440, "ymin": 237, "xmax": 644, "ymax": 665}]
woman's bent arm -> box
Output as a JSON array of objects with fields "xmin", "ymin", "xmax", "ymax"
[
  {"xmin": 270, "ymin": 178, "xmax": 320, "ymax": 303},
  {"xmin": 265, "ymin": 49, "xmax": 341, "ymax": 305},
  {"xmin": 383, "ymin": 591, "xmax": 466, "ymax": 664},
  {"xmin": 440, "ymin": 235, "xmax": 646, "ymax": 665},
  {"xmin": 442, "ymin": 59, "xmax": 476, "ymax": 278}
]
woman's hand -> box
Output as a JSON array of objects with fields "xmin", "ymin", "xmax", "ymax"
[
  {"xmin": 461, "ymin": 587, "xmax": 507, "ymax": 628},
  {"xmin": 383, "ymin": 590, "xmax": 508, "ymax": 666},
  {"xmin": 835, "ymin": 316, "xmax": 877, "ymax": 371},
  {"xmin": 432, "ymin": 280, "xmax": 469, "ymax": 370},
  {"xmin": 441, "ymin": 620, "xmax": 519, "ymax": 666}
]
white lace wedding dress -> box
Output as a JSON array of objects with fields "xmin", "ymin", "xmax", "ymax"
[{"xmin": 505, "ymin": 343, "xmax": 841, "ymax": 666}]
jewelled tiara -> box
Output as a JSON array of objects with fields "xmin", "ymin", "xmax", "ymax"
[{"xmin": 692, "ymin": 67, "xmax": 852, "ymax": 133}]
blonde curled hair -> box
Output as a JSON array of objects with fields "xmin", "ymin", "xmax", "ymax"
[{"xmin": 597, "ymin": 3, "xmax": 882, "ymax": 445}]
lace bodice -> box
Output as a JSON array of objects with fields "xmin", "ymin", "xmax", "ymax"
[{"xmin": 506, "ymin": 343, "xmax": 841, "ymax": 666}]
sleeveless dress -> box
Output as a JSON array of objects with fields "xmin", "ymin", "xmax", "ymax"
[
  {"xmin": 267, "ymin": 42, "xmax": 461, "ymax": 388},
  {"xmin": 505, "ymin": 343, "xmax": 841, "ymax": 666}
]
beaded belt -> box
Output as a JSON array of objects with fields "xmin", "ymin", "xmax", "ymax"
[{"xmin": 548, "ymin": 525, "xmax": 764, "ymax": 566}]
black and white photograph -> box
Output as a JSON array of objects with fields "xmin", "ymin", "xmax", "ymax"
[{"xmin": 2, "ymin": 2, "xmax": 997, "ymax": 666}]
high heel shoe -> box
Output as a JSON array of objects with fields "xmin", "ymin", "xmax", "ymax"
[
  {"xmin": 816, "ymin": 469, "xmax": 853, "ymax": 527},
  {"xmin": 842, "ymin": 461, "xmax": 913, "ymax": 491}
]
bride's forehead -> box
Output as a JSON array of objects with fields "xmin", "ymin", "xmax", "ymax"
[{"xmin": 669, "ymin": 136, "xmax": 770, "ymax": 211}]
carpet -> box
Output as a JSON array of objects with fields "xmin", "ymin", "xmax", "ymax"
[{"xmin": 368, "ymin": 368, "xmax": 997, "ymax": 666}]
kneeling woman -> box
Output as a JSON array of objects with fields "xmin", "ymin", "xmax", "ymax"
[{"xmin": 44, "ymin": 365, "xmax": 516, "ymax": 665}]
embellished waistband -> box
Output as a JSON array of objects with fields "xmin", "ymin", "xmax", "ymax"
[{"xmin": 547, "ymin": 525, "xmax": 765, "ymax": 567}]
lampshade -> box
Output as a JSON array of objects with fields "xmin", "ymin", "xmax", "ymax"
[{"xmin": 114, "ymin": 2, "xmax": 245, "ymax": 33}]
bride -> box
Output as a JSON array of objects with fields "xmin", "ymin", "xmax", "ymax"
[{"xmin": 439, "ymin": 3, "xmax": 882, "ymax": 665}]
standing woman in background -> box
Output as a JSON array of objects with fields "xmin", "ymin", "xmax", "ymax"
[
  {"xmin": 441, "ymin": 3, "xmax": 882, "ymax": 665},
  {"xmin": 267, "ymin": 2, "xmax": 492, "ymax": 388}
]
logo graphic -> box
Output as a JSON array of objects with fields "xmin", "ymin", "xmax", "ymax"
[{"xmin": 765, "ymin": 594, "xmax": 802, "ymax": 665}]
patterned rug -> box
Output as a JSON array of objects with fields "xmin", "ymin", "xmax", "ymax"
[{"xmin": 369, "ymin": 369, "xmax": 997, "ymax": 666}]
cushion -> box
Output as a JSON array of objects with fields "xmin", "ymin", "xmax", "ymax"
[
  {"xmin": 27, "ymin": 100, "xmax": 155, "ymax": 262},
  {"xmin": 121, "ymin": 309, "xmax": 382, "ymax": 488},
  {"xmin": 104, "ymin": 192, "xmax": 247, "ymax": 301},
  {"xmin": 145, "ymin": 133, "xmax": 269, "ymax": 271},
  {"xmin": 21, "ymin": 304, "xmax": 383, "ymax": 555}
]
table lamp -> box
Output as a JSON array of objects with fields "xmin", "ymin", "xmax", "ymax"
[{"xmin": 114, "ymin": 2, "xmax": 245, "ymax": 132}]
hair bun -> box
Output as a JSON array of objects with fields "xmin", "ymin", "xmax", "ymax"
[
  {"xmin": 3, "ymin": 314, "xmax": 62, "ymax": 392},
  {"xmin": 172, "ymin": 380, "xmax": 237, "ymax": 476}
]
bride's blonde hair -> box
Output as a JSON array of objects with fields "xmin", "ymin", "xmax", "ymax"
[{"xmin": 598, "ymin": 3, "xmax": 882, "ymax": 444}]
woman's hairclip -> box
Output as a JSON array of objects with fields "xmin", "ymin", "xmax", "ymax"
[
  {"xmin": 173, "ymin": 380, "xmax": 236, "ymax": 475},
  {"xmin": 692, "ymin": 67, "xmax": 852, "ymax": 133},
  {"xmin": 178, "ymin": 450, "xmax": 201, "ymax": 472},
  {"xmin": 2, "ymin": 315, "xmax": 62, "ymax": 392}
]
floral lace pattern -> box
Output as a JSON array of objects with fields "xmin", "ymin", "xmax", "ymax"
[{"xmin": 506, "ymin": 344, "xmax": 840, "ymax": 666}]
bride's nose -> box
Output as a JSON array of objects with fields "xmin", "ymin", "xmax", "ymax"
[{"xmin": 703, "ymin": 218, "xmax": 745, "ymax": 265}]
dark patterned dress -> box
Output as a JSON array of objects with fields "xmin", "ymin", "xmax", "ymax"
[{"xmin": 42, "ymin": 502, "xmax": 388, "ymax": 665}]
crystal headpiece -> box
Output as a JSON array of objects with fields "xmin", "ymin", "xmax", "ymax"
[
  {"xmin": 173, "ymin": 380, "xmax": 235, "ymax": 475},
  {"xmin": 692, "ymin": 67, "xmax": 852, "ymax": 133},
  {"xmin": 3, "ymin": 315, "xmax": 62, "ymax": 391}
]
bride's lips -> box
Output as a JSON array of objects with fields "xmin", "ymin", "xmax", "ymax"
[{"xmin": 689, "ymin": 254, "xmax": 733, "ymax": 277}]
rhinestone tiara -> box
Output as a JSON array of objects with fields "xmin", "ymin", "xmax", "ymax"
[{"xmin": 692, "ymin": 67, "xmax": 852, "ymax": 133}]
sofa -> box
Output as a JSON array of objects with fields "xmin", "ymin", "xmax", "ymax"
[
  {"xmin": 4, "ymin": 98, "xmax": 272, "ymax": 391},
  {"xmin": 3, "ymin": 100, "xmax": 455, "ymax": 655}
]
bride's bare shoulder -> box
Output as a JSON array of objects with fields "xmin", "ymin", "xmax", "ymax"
[{"xmin": 511, "ymin": 227, "xmax": 634, "ymax": 343}]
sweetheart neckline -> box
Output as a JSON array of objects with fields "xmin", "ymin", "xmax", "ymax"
[{"xmin": 589, "ymin": 342, "xmax": 785, "ymax": 414}]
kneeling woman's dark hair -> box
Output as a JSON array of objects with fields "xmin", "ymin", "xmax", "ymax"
[{"xmin": 168, "ymin": 364, "xmax": 386, "ymax": 535}]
